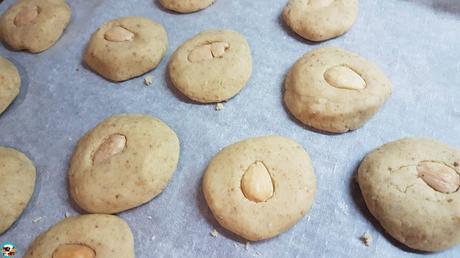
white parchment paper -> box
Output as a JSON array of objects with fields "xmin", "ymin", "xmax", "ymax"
[{"xmin": 0, "ymin": 0, "xmax": 459, "ymax": 257}]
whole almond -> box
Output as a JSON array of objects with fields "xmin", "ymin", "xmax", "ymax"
[
  {"xmin": 241, "ymin": 161, "xmax": 274, "ymax": 202},
  {"xmin": 324, "ymin": 65, "xmax": 366, "ymax": 90},
  {"xmin": 417, "ymin": 161, "xmax": 460, "ymax": 194},
  {"xmin": 14, "ymin": 6, "xmax": 39, "ymax": 27},
  {"xmin": 53, "ymin": 244, "xmax": 96, "ymax": 258},
  {"xmin": 93, "ymin": 134, "xmax": 126, "ymax": 165},
  {"xmin": 104, "ymin": 26, "xmax": 135, "ymax": 42}
]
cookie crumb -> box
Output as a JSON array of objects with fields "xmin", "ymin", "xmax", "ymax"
[
  {"xmin": 210, "ymin": 229, "xmax": 219, "ymax": 237},
  {"xmin": 144, "ymin": 76, "xmax": 153, "ymax": 86},
  {"xmin": 147, "ymin": 215, "xmax": 153, "ymax": 220},
  {"xmin": 454, "ymin": 161, "xmax": 459, "ymax": 167},
  {"xmin": 360, "ymin": 232, "xmax": 372, "ymax": 246},
  {"xmin": 64, "ymin": 212, "xmax": 70, "ymax": 218},
  {"xmin": 245, "ymin": 241, "xmax": 250, "ymax": 250},
  {"xmin": 32, "ymin": 216, "xmax": 43, "ymax": 224},
  {"xmin": 215, "ymin": 103, "xmax": 224, "ymax": 111}
]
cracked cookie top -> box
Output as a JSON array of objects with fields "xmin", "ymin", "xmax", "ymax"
[{"xmin": 358, "ymin": 138, "xmax": 460, "ymax": 252}]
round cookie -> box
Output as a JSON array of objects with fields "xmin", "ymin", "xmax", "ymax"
[
  {"xmin": 283, "ymin": 0, "xmax": 358, "ymax": 42},
  {"xmin": 203, "ymin": 136, "xmax": 316, "ymax": 241},
  {"xmin": 69, "ymin": 114, "xmax": 180, "ymax": 214},
  {"xmin": 0, "ymin": 147, "xmax": 36, "ymax": 235},
  {"xmin": 358, "ymin": 138, "xmax": 460, "ymax": 252},
  {"xmin": 168, "ymin": 30, "xmax": 252, "ymax": 103},
  {"xmin": 24, "ymin": 214, "xmax": 135, "ymax": 258},
  {"xmin": 0, "ymin": 56, "xmax": 20, "ymax": 115},
  {"xmin": 0, "ymin": 0, "xmax": 71, "ymax": 53},
  {"xmin": 159, "ymin": 0, "xmax": 215, "ymax": 13},
  {"xmin": 84, "ymin": 16, "xmax": 168, "ymax": 82},
  {"xmin": 284, "ymin": 47, "xmax": 392, "ymax": 133}
]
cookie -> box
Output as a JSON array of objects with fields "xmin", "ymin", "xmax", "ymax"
[
  {"xmin": 203, "ymin": 136, "xmax": 316, "ymax": 241},
  {"xmin": 0, "ymin": 147, "xmax": 36, "ymax": 234},
  {"xmin": 0, "ymin": 56, "xmax": 20, "ymax": 115},
  {"xmin": 69, "ymin": 114, "xmax": 180, "ymax": 214},
  {"xmin": 0, "ymin": 0, "xmax": 71, "ymax": 53},
  {"xmin": 159, "ymin": 0, "xmax": 215, "ymax": 13},
  {"xmin": 84, "ymin": 16, "xmax": 168, "ymax": 82},
  {"xmin": 358, "ymin": 138, "xmax": 460, "ymax": 252},
  {"xmin": 284, "ymin": 47, "xmax": 392, "ymax": 133},
  {"xmin": 168, "ymin": 30, "xmax": 252, "ymax": 103},
  {"xmin": 283, "ymin": 0, "xmax": 358, "ymax": 42},
  {"xmin": 24, "ymin": 214, "xmax": 135, "ymax": 258}
]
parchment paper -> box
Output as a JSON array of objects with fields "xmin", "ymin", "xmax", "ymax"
[{"xmin": 0, "ymin": 0, "xmax": 459, "ymax": 257}]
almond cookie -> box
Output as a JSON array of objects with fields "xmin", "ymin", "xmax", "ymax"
[
  {"xmin": 69, "ymin": 114, "xmax": 180, "ymax": 214},
  {"xmin": 159, "ymin": 0, "xmax": 215, "ymax": 13},
  {"xmin": 0, "ymin": 0, "xmax": 71, "ymax": 53},
  {"xmin": 0, "ymin": 56, "xmax": 20, "ymax": 115},
  {"xmin": 24, "ymin": 214, "xmax": 135, "ymax": 258},
  {"xmin": 168, "ymin": 30, "xmax": 252, "ymax": 103},
  {"xmin": 0, "ymin": 147, "xmax": 36, "ymax": 234},
  {"xmin": 203, "ymin": 136, "xmax": 316, "ymax": 241},
  {"xmin": 283, "ymin": 0, "xmax": 358, "ymax": 42},
  {"xmin": 284, "ymin": 47, "xmax": 392, "ymax": 133},
  {"xmin": 358, "ymin": 138, "xmax": 460, "ymax": 252},
  {"xmin": 84, "ymin": 16, "xmax": 168, "ymax": 82}
]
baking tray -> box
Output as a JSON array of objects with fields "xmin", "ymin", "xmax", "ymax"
[{"xmin": 0, "ymin": 0, "xmax": 459, "ymax": 257}]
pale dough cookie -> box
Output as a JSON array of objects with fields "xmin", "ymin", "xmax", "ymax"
[
  {"xmin": 284, "ymin": 47, "xmax": 392, "ymax": 133},
  {"xmin": 283, "ymin": 0, "xmax": 358, "ymax": 42},
  {"xmin": 0, "ymin": 0, "xmax": 71, "ymax": 53},
  {"xmin": 0, "ymin": 147, "xmax": 36, "ymax": 234},
  {"xmin": 203, "ymin": 136, "xmax": 316, "ymax": 241},
  {"xmin": 84, "ymin": 16, "xmax": 168, "ymax": 82},
  {"xmin": 69, "ymin": 114, "xmax": 180, "ymax": 214},
  {"xmin": 159, "ymin": 0, "xmax": 214, "ymax": 13},
  {"xmin": 24, "ymin": 214, "xmax": 135, "ymax": 258},
  {"xmin": 0, "ymin": 56, "xmax": 20, "ymax": 115},
  {"xmin": 358, "ymin": 138, "xmax": 460, "ymax": 252},
  {"xmin": 168, "ymin": 30, "xmax": 252, "ymax": 103}
]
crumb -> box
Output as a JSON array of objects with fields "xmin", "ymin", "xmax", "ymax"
[
  {"xmin": 32, "ymin": 217, "xmax": 43, "ymax": 224},
  {"xmin": 64, "ymin": 212, "xmax": 70, "ymax": 218},
  {"xmin": 215, "ymin": 103, "xmax": 224, "ymax": 111},
  {"xmin": 233, "ymin": 243, "xmax": 238, "ymax": 248},
  {"xmin": 245, "ymin": 241, "xmax": 250, "ymax": 250},
  {"xmin": 454, "ymin": 161, "xmax": 459, "ymax": 167},
  {"xmin": 151, "ymin": 235, "xmax": 156, "ymax": 241},
  {"xmin": 360, "ymin": 232, "xmax": 372, "ymax": 246},
  {"xmin": 210, "ymin": 229, "xmax": 219, "ymax": 237},
  {"xmin": 255, "ymin": 251, "xmax": 262, "ymax": 256},
  {"xmin": 147, "ymin": 215, "xmax": 153, "ymax": 220},
  {"xmin": 144, "ymin": 76, "xmax": 153, "ymax": 86}
]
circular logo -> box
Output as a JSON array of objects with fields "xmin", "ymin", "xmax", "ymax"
[{"xmin": 1, "ymin": 242, "xmax": 16, "ymax": 257}]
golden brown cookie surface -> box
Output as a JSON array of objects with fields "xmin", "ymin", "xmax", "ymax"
[
  {"xmin": 84, "ymin": 16, "xmax": 168, "ymax": 82},
  {"xmin": 169, "ymin": 30, "xmax": 252, "ymax": 103},
  {"xmin": 0, "ymin": 147, "xmax": 36, "ymax": 234},
  {"xmin": 159, "ymin": 0, "xmax": 215, "ymax": 13},
  {"xmin": 0, "ymin": 56, "xmax": 20, "ymax": 115},
  {"xmin": 24, "ymin": 214, "xmax": 135, "ymax": 258},
  {"xmin": 284, "ymin": 47, "xmax": 392, "ymax": 133},
  {"xmin": 0, "ymin": 0, "xmax": 71, "ymax": 53},
  {"xmin": 283, "ymin": 0, "xmax": 358, "ymax": 42},
  {"xmin": 69, "ymin": 114, "xmax": 180, "ymax": 214},
  {"xmin": 358, "ymin": 138, "xmax": 460, "ymax": 252},
  {"xmin": 203, "ymin": 136, "xmax": 316, "ymax": 241}
]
